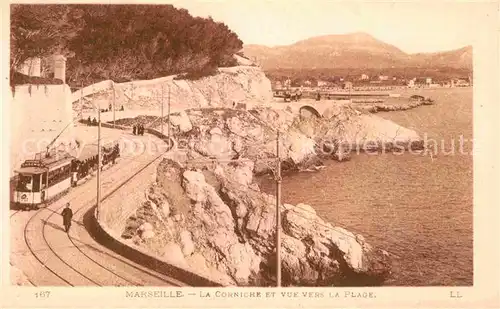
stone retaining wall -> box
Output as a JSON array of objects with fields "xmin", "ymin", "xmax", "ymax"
[{"xmin": 93, "ymin": 127, "xmax": 223, "ymax": 286}]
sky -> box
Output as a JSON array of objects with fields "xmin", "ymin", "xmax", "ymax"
[{"xmin": 164, "ymin": 0, "xmax": 493, "ymax": 54}]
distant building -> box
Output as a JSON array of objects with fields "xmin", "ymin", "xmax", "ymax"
[
  {"xmin": 360, "ymin": 74, "xmax": 369, "ymax": 80},
  {"xmin": 284, "ymin": 79, "xmax": 292, "ymax": 88},
  {"xmin": 452, "ymin": 79, "xmax": 470, "ymax": 87},
  {"xmin": 407, "ymin": 79, "xmax": 415, "ymax": 88},
  {"xmin": 426, "ymin": 77, "xmax": 432, "ymax": 85},
  {"xmin": 378, "ymin": 75, "xmax": 389, "ymax": 81},
  {"xmin": 303, "ymin": 80, "xmax": 312, "ymax": 87},
  {"xmin": 274, "ymin": 81, "xmax": 283, "ymax": 89}
]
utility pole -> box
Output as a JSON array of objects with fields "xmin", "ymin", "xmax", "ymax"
[
  {"xmin": 275, "ymin": 130, "xmax": 282, "ymax": 287},
  {"xmin": 167, "ymin": 85, "xmax": 171, "ymax": 147},
  {"xmin": 112, "ymin": 81, "xmax": 116, "ymax": 128},
  {"xmin": 80, "ymin": 82, "xmax": 83, "ymax": 121},
  {"xmin": 161, "ymin": 85, "xmax": 164, "ymax": 134},
  {"xmin": 96, "ymin": 99, "xmax": 102, "ymax": 221},
  {"xmin": 130, "ymin": 82, "xmax": 135, "ymax": 101}
]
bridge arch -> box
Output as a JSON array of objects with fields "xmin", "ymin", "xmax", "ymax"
[{"xmin": 299, "ymin": 105, "xmax": 322, "ymax": 118}]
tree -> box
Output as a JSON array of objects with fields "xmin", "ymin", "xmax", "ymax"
[
  {"xmin": 10, "ymin": 4, "xmax": 84, "ymax": 81},
  {"xmin": 11, "ymin": 4, "xmax": 243, "ymax": 86}
]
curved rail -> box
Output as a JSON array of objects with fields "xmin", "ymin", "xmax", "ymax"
[{"xmin": 19, "ymin": 136, "xmax": 171, "ymax": 286}]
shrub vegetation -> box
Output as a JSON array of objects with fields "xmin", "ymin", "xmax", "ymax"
[{"xmin": 11, "ymin": 4, "xmax": 243, "ymax": 86}]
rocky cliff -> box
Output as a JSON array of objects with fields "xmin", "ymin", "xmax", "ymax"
[
  {"xmin": 73, "ymin": 66, "xmax": 272, "ymax": 113},
  {"xmin": 117, "ymin": 105, "xmax": 424, "ymax": 286},
  {"xmin": 122, "ymin": 157, "xmax": 392, "ymax": 286},
  {"xmin": 148, "ymin": 105, "xmax": 423, "ymax": 171}
]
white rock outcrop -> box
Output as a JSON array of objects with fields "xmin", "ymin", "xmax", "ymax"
[
  {"xmin": 123, "ymin": 154, "xmax": 392, "ymax": 286},
  {"xmin": 118, "ymin": 104, "xmax": 426, "ymax": 286},
  {"xmin": 72, "ymin": 66, "xmax": 273, "ymax": 112},
  {"xmin": 170, "ymin": 111, "xmax": 193, "ymax": 133}
]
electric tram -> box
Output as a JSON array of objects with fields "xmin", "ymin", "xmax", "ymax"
[{"xmin": 13, "ymin": 142, "xmax": 120, "ymax": 210}]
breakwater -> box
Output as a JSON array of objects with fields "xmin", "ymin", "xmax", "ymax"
[{"xmin": 352, "ymin": 98, "xmax": 435, "ymax": 113}]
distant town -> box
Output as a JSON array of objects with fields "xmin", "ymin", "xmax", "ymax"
[{"xmin": 272, "ymin": 73, "xmax": 472, "ymax": 91}]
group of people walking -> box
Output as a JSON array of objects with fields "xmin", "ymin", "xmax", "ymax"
[
  {"xmin": 133, "ymin": 124, "xmax": 145, "ymax": 136},
  {"xmin": 87, "ymin": 116, "xmax": 98, "ymax": 126}
]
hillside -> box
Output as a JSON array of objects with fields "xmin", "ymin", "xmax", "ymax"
[
  {"xmin": 243, "ymin": 32, "xmax": 472, "ymax": 70},
  {"xmin": 11, "ymin": 4, "xmax": 243, "ymax": 87},
  {"xmin": 410, "ymin": 46, "xmax": 472, "ymax": 69}
]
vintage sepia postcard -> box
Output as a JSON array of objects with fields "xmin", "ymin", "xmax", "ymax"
[{"xmin": 1, "ymin": 0, "xmax": 499, "ymax": 308}]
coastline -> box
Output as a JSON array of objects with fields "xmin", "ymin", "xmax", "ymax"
[{"xmin": 99, "ymin": 102, "xmax": 427, "ymax": 286}]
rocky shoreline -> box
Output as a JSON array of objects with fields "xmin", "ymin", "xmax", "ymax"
[{"xmin": 116, "ymin": 105, "xmax": 424, "ymax": 286}]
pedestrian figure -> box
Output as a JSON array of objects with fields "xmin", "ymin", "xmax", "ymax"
[
  {"xmin": 87, "ymin": 116, "xmax": 91, "ymax": 126},
  {"xmin": 133, "ymin": 125, "xmax": 137, "ymax": 135},
  {"xmin": 140, "ymin": 124, "xmax": 144, "ymax": 136},
  {"xmin": 62, "ymin": 203, "xmax": 73, "ymax": 233},
  {"xmin": 92, "ymin": 117, "xmax": 97, "ymax": 126}
]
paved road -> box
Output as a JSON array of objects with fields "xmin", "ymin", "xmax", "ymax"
[{"xmin": 10, "ymin": 130, "xmax": 184, "ymax": 286}]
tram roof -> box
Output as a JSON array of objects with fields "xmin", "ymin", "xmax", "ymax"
[
  {"xmin": 17, "ymin": 150, "xmax": 74, "ymax": 174},
  {"xmin": 16, "ymin": 158, "xmax": 73, "ymax": 174},
  {"xmin": 14, "ymin": 166, "xmax": 47, "ymax": 174}
]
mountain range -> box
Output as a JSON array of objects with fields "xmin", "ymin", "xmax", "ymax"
[{"xmin": 242, "ymin": 32, "xmax": 472, "ymax": 70}]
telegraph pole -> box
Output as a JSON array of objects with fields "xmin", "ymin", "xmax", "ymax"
[
  {"xmin": 275, "ymin": 131, "xmax": 282, "ymax": 287},
  {"xmin": 230, "ymin": 110, "xmax": 282, "ymax": 285},
  {"xmin": 130, "ymin": 82, "xmax": 135, "ymax": 101},
  {"xmin": 112, "ymin": 81, "xmax": 116, "ymax": 128},
  {"xmin": 96, "ymin": 99, "xmax": 102, "ymax": 221},
  {"xmin": 80, "ymin": 82, "xmax": 84, "ymax": 120},
  {"xmin": 161, "ymin": 85, "xmax": 164, "ymax": 134},
  {"xmin": 167, "ymin": 85, "xmax": 171, "ymax": 146}
]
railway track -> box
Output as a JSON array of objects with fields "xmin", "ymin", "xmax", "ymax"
[{"xmin": 13, "ymin": 133, "xmax": 182, "ymax": 287}]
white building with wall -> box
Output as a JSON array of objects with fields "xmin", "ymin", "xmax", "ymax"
[
  {"xmin": 53, "ymin": 55, "xmax": 67, "ymax": 83},
  {"xmin": 16, "ymin": 57, "xmax": 42, "ymax": 77}
]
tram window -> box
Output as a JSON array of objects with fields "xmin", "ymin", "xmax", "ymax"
[
  {"xmin": 16, "ymin": 175, "xmax": 32, "ymax": 192},
  {"xmin": 41, "ymin": 172, "xmax": 47, "ymax": 189},
  {"xmin": 48, "ymin": 164, "xmax": 72, "ymax": 186},
  {"xmin": 32, "ymin": 174, "xmax": 41, "ymax": 192}
]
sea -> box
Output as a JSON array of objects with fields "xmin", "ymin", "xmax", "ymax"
[{"xmin": 258, "ymin": 87, "xmax": 473, "ymax": 286}]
